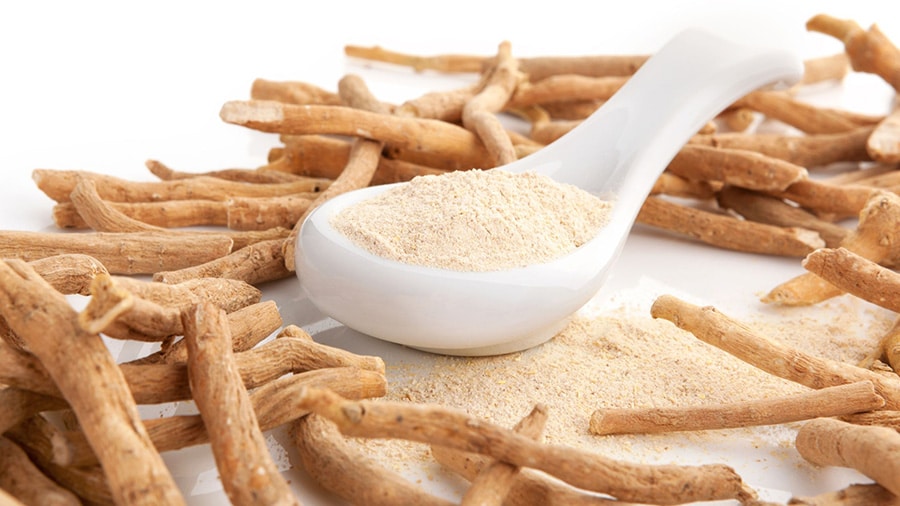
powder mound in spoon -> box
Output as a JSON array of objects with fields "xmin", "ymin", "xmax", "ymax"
[{"xmin": 331, "ymin": 169, "xmax": 613, "ymax": 271}]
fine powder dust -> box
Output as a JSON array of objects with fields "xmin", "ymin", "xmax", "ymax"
[
  {"xmin": 347, "ymin": 294, "xmax": 895, "ymax": 493},
  {"xmin": 331, "ymin": 169, "xmax": 613, "ymax": 271}
]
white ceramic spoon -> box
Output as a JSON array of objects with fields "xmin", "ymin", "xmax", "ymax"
[{"xmin": 295, "ymin": 29, "xmax": 802, "ymax": 356}]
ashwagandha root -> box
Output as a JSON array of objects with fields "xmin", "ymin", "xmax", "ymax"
[
  {"xmin": 0, "ymin": 387, "xmax": 65, "ymax": 434},
  {"xmin": 716, "ymin": 186, "xmax": 848, "ymax": 248},
  {"xmin": 667, "ymin": 145, "xmax": 808, "ymax": 192},
  {"xmin": 282, "ymin": 73, "xmax": 387, "ymax": 270},
  {"xmin": 650, "ymin": 294, "xmax": 900, "ymax": 409},
  {"xmin": 78, "ymin": 272, "xmax": 262, "ymax": 341},
  {"xmin": 460, "ymin": 404, "xmax": 549, "ymax": 506},
  {"xmin": 291, "ymin": 414, "xmax": 454, "ymax": 506},
  {"xmin": 69, "ymin": 178, "xmax": 290, "ymax": 249},
  {"xmin": 26, "ymin": 253, "xmax": 109, "ymax": 296},
  {"xmin": 764, "ymin": 191, "xmax": 900, "ymax": 305},
  {"xmin": 788, "ymin": 483, "xmax": 900, "ymax": 506},
  {"xmin": 462, "ymin": 41, "xmax": 522, "ymax": 166},
  {"xmin": 0, "ymin": 435, "xmax": 81, "ymax": 506},
  {"xmin": 183, "ymin": 302, "xmax": 299, "ymax": 506},
  {"xmin": 795, "ymin": 417, "xmax": 900, "ymax": 496},
  {"xmin": 2, "ymin": 333, "xmax": 385, "ymax": 405},
  {"xmin": 264, "ymin": 134, "xmax": 444, "ymax": 182},
  {"xmin": 589, "ymin": 381, "xmax": 884, "ymax": 435},
  {"xmin": 802, "ymin": 247, "xmax": 900, "ymax": 312},
  {"xmin": 0, "ymin": 260, "xmax": 185, "ymax": 505},
  {"xmin": 295, "ymin": 387, "xmax": 753, "ymax": 505},
  {"xmin": 637, "ymin": 196, "xmax": 825, "ymax": 257},
  {"xmin": 430, "ymin": 445, "xmax": 641, "ymax": 506},
  {"xmin": 868, "ymin": 107, "xmax": 900, "ymax": 163},
  {"xmin": 0, "ymin": 230, "xmax": 234, "ymax": 275},
  {"xmin": 152, "ymin": 237, "xmax": 290, "ymax": 285},
  {"xmin": 733, "ymin": 90, "xmax": 882, "ymax": 134},
  {"xmin": 219, "ymin": 100, "xmax": 494, "ymax": 170},
  {"xmin": 5, "ymin": 414, "xmax": 75, "ymax": 468},
  {"xmin": 807, "ymin": 14, "xmax": 900, "ymax": 92},
  {"xmin": 250, "ymin": 78, "xmax": 342, "ymax": 105},
  {"xmin": 689, "ymin": 126, "xmax": 874, "ymax": 167},
  {"xmin": 63, "ymin": 367, "xmax": 386, "ymax": 467},
  {"xmin": 32, "ymin": 168, "xmax": 330, "ymax": 203},
  {"xmin": 146, "ymin": 158, "xmax": 307, "ymax": 184}
]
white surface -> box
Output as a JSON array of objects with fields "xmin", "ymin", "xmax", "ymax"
[{"xmin": 1, "ymin": 1, "xmax": 898, "ymax": 504}]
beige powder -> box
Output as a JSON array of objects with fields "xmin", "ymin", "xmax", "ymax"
[
  {"xmin": 348, "ymin": 294, "xmax": 895, "ymax": 491},
  {"xmin": 331, "ymin": 169, "xmax": 612, "ymax": 271}
]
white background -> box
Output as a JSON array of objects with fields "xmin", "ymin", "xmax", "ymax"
[{"xmin": 1, "ymin": 1, "xmax": 898, "ymax": 504}]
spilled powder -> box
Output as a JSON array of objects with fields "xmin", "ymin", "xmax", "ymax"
[
  {"xmin": 331, "ymin": 169, "xmax": 613, "ymax": 271},
  {"xmin": 348, "ymin": 294, "xmax": 895, "ymax": 490}
]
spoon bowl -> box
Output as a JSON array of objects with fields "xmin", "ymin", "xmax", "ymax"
[{"xmin": 296, "ymin": 28, "xmax": 803, "ymax": 355}]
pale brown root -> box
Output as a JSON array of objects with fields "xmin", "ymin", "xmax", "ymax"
[
  {"xmin": 651, "ymin": 172, "xmax": 718, "ymax": 199},
  {"xmin": 53, "ymin": 199, "xmax": 229, "ymax": 229},
  {"xmin": 79, "ymin": 272, "xmax": 261, "ymax": 341},
  {"xmin": 250, "ymin": 78, "xmax": 342, "ymax": 105},
  {"xmin": 1, "ymin": 230, "xmax": 234, "ymax": 275},
  {"xmin": 0, "ymin": 260, "xmax": 185, "ymax": 505},
  {"xmin": 797, "ymin": 53, "xmax": 851, "ymax": 85},
  {"xmin": 0, "ymin": 436, "xmax": 81, "ymax": 506},
  {"xmin": 637, "ymin": 196, "xmax": 824, "ymax": 257},
  {"xmin": 802, "ymin": 247, "xmax": 900, "ymax": 312},
  {"xmin": 147, "ymin": 158, "xmax": 305, "ymax": 183},
  {"xmin": 649, "ymin": 294, "xmax": 900, "ymax": 409},
  {"xmin": 3, "ymin": 333, "xmax": 385, "ymax": 405},
  {"xmin": 267, "ymin": 134, "xmax": 445, "ymax": 182},
  {"xmin": 343, "ymin": 44, "xmax": 648, "ymax": 80},
  {"xmin": 431, "ymin": 445, "xmax": 633, "ymax": 506},
  {"xmin": 282, "ymin": 74, "xmax": 386, "ymax": 270},
  {"xmin": 589, "ymin": 381, "xmax": 884, "ymax": 435},
  {"xmin": 769, "ymin": 178, "xmax": 879, "ymax": 221},
  {"xmin": 158, "ymin": 300, "xmax": 281, "ymax": 364},
  {"xmin": 716, "ymin": 186, "xmax": 848, "ymax": 247},
  {"xmin": 508, "ymin": 74, "xmax": 625, "ymax": 109},
  {"xmin": 668, "ymin": 145, "xmax": 808, "ymax": 192},
  {"xmin": 868, "ymin": 107, "xmax": 900, "ymax": 163},
  {"xmin": 735, "ymin": 90, "xmax": 881, "ymax": 134},
  {"xmin": 807, "ymin": 15, "xmax": 900, "ymax": 91},
  {"xmin": 840, "ymin": 410, "xmax": 900, "ymax": 431},
  {"xmin": 70, "ymin": 177, "xmax": 290, "ymax": 249},
  {"xmin": 718, "ymin": 107, "xmax": 756, "ymax": 132},
  {"xmin": 461, "ymin": 404, "xmax": 549, "ymax": 506},
  {"xmin": 152, "ymin": 237, "xmax": 290, "ymax": 285},
  {"xmin": 789, "ymin": 483, "xmax": 900, "ymax": 506},
  {"xmin": 183, "ymin": 302, "xmax": 299, "ymax": 506},
  {"xmin": 292, "ymin": 414, "xmax": 454, "ymax": 506},
  {"xmin": 690, "ymin": 126, "xmax": 874, "ymax": 167},
  {"xmin": 5, "ymin": 414, "xmax": 75, "ymax": 467},
  {"xmin": 764, "ymin": 191, "xmax": 900, "ymax": 305},
  {"xmin": 0, "ymin": 387, "xmax": 65, "ymax": 434},
  {"xmin": 343, "ymin": 44, "xmax": 485, "ymax": 73},
  {"xmin": 796, "ymin": 417, "xmax": 900, "ymax": 496},
  {"xmin": 27, "ymin": 253, "xmax": 109, "ymax": 295},
  {"xmin": 219, "ymin": 101, "xmax": 493, "ymax": 170},
  {"xmin": 226, "ymin": 194, "xmax": 315, "ymax": 231},
  {"xmin": 33, "ymin": 167, "xmax": 329, "ymax": 203},
  {"xmin": 65, "ymin": 367, "xmax": 387, "ymax": 467},
  {"xmin": 295, "ymin": 387, "xmax": 751, "ymax": 505},
  {"xmin": 462, "ymin": 41, "xmax": 521, "ymax": 166}
]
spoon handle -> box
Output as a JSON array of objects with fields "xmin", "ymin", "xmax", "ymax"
[{"xmin": 509, "ymin": 28, "xmax": 802, "ymax": 216}]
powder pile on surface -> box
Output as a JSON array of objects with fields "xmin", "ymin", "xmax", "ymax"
[
  {"xmin": 349, "ymin": 294, "xmax": 894, "ymax": 488},
  {"xmin": 331, "ymin": 169, "xmax": 613, "ymax": 271}
]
